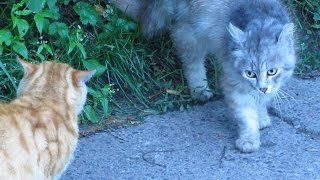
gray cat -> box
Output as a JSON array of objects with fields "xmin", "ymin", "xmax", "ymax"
[{"xmin": 111, "ymin": 0, "xmax": 296, "ymax": 152}]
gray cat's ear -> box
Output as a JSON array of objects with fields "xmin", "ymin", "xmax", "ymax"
[
  {"xmin": 227, "ymin": 23, "xmax": 246, "ymax": 46},
  {"xmin": 277, "ymin": 23, "xmax": 294, "ymax": 46}
]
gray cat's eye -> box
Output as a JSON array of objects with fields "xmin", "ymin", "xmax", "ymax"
[
  {"xmin": 267, "ymin": 69, "xmax": 278, "ymax": 76},
  {"xmin": 245, "ymin": 70, "xmax": 256, "ymax": 78}
]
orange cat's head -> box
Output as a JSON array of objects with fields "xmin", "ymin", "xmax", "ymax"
[{"xmin": 16, "ymin": 57, "xmax": 96, "ymax": 114}]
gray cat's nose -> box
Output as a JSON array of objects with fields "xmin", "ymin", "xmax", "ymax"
[{"xmin": 259, "ymin": 88, "xmax": 268, "ymax": 93}]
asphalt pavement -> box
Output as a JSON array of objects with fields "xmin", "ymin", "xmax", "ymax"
[{"xmin": 62, "ymin": 77, "xmax": 320, "ymax": 180}]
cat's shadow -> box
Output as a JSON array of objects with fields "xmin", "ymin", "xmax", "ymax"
[{"xmin": 184, "ymin": 100, "xmax": 238, "ymax": 148}]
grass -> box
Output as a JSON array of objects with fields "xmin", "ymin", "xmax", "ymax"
[
  {"xmin": 0, "ymin": 1, "xmax": 319, "ymax": 130},
  {"xmin": 287, "ymin": 0, "xmax": 320, "ymax": 73},
  {"xmin": 0, "ymin": 1, "xmax": 195, "ymax": 128}
]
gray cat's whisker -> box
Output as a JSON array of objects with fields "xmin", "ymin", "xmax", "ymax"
[
  {"xmin": 280, "ymin": 90, "xmax": 296, "ymax": 108},
  {"xmin": 277, "ymin": 90, "xmax": 292, "ymax": 108},
  {"xmin": 279, "ymin": 89, "xmax": 297, "ymax": 103},
  {"xmin": 274, "ymin": 92, "xmax": 283, "ymax": 119}
]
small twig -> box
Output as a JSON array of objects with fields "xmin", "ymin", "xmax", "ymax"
[
  {"xmin": 142, "ymin": 149, "xmax": 176, "ymax": 168},
  {"xmin": 148, "ymin": 90, "xmax": 163, "ymax": 99},
  {"xmin": 219, "ymin": 146, "xmax": 227, "ymax": 168}
]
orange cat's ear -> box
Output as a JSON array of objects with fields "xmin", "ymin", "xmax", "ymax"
[
  {"xmin": 73, "ymin": 70, "xmax": 96, "ymax": 86},
  {"xmin": 17, "ymin": 56, "xmax": 37, "ymax": 76}
]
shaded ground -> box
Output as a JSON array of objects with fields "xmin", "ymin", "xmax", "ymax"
[{"xmin": 62, "ymin": 77, "xmax": 320, "ymax": 179}]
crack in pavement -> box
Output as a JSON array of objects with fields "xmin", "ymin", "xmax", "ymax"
[
  {"xmin": 218, "ymin": 146, "xmax": 227, "ymax": 168},
  {"xmin": 269, "ymin": 107, "xmax": 320, "ymax": 140}
]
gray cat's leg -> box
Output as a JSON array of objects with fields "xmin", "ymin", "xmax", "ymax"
[
  {"xmin": 171, "ymin": 24, "xmax": 213, "ymax": 101},
  {"xmin": 182, "ymin": 55, "xmax": 213, "ymax": 101},
  {"xmin": 228, "ymin": 94, "xmax": 260, "ymax": 152},
  {"xmin": 235, "ymin": 106, "xmax": 260, "ymax": 152},
  {"xmin": 258, "ymin": 104, "xmax": 271, "ymax": 129}
]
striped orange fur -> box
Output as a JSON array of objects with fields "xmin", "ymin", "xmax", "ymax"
[{"xmin": 0, "ymin": 57, "xmax": 95, "ymax": 179}]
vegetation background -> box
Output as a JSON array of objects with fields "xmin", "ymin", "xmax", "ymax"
[{"xmin": 0, "ymin": 0, "xmax": 319, "ymax": 131}]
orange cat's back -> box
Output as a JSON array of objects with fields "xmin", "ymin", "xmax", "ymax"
[
  {"xmin": 0, "ymin": 58, "xmax": 95, "ymax": 179},
  {"xmin": 0, "ymin": 104, "xmax": 48, "ymax": 179},
  {"xmin": 0, "ymin": 99, "xmax": 76, "ymax": 179}
]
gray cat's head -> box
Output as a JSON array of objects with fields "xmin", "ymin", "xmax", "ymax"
[{"xmin": 227, "ymin": 22, "xmax": 296, "ymax": 94}]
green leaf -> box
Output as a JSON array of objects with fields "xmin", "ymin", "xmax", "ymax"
[
  {"xmin": 74, "ymin": 2, "xmax": 99, "ymax": 25},
  {"xmin": 43, "ymin": 44, "xmax": 53, "ymax": 55},
  {"xmin": 63, "ymin": 0, "xmax": 71, "ymax": 5},
  {"xmin": 0, "ymin": 29, "xmax": 13, "ymax": 46},
  {"xmin": 48, "ymin": 22, "xmax": 59, "ymax": 35},
  {"xmin": 68, "ymin": 41, "xmax": 76, "ymax": 54},
  {"xmin": 103, "ymin": 24, "xmax": 115, "ymax": 33},
  {"xmin": 82, "ymin": 59, "xmax": 107, "ymax": 77},
  {"xmin": 142, "ymin": 109, "xmax": 161, "ymax": 115},
  {"xmin": 37, "ymin": 53, "xmax": 45, "ymax": 60},
  {"xmin": 13, "ymin": 42, "xmax": 28, "ymax": 58},
  {"xmin": 27, "ymin": 0, "xmax": 46, "ymax": 12},
  {"xmin": 47, "ymin": 0, "xmax": 57, "ymax": 9},
  {"xmin": 123, "ymin": 21, "xmax": 137, "ymax": 32},
  {"xmin": 83, "ymin": 105, "xmax": 99, "ymax": 123},
  {"xmin": 36, "ymin": 45, "xmax": 45, "ymax": 60},
  {"xmin": 115, "ymin": 18, "xmax": 126, "ymax": 26},
  {"xmin": 116, "ymin": 18, "xmax": 137, "ymax": 32},
  {"xmin": 15, "ymin": 18, "xmax": 29, "ymax": 37},
  {"xmin": 0, "ymin": 45, "xmax": 3, "ymax": 55},
  {"xmin": 12, "ymin": 2, "xmax": 24, "ymax": 13},
  {"xmin": 12, "ymin": 15, "xmax": 17, "ymax": 29},
  {"xmin": 180, "ymin": 104, "xmax": 185, "ymax": 112},
  {"xmin": 91, "ymin": 65, "xmax": 106, "ymax": 78},
  {"xmin": 46, "ymin": 4, "xmax": 60, "ymax": 19},
  {"xmin": 42, "ymin": 18, "xmax": 50, "ymax": 33},
  {"xmin": 38, "ymin": 9, "xmax": 59, "ymax": 19},
  {"xmin": 101, "ymin": 98, "xmax": 109, "ymax": 116},
  {"xmin": 311, "ymin": 24, "xmax": 320, "ymax": 29},
  {"xmin": 76, "ymin": 43, "xmax": 86, "ymax": 59},
  {"xmin": 34, "ymin": 14, "xmax": 45, "ymax": 34},
  {"xmin": 36, "ymin": 44, "xmax": 44, "ymax": 54},
  {"xmin": 14, "ymin": 9, "xmax": 32, "ymax": 16},
  {"xmin": 48, "ymin": 22, "xmax": 68, "ymax": 38},
  {"xmin": 87, "ymin": 87, "xmax": 98, "ymax": 97}
]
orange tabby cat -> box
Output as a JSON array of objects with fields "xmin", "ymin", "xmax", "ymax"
[{"xmin": 0, "ymin": 57, "xmax": 95, "ymax": 179}]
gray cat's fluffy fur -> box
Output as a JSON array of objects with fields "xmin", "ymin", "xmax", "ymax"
[{"xmin": 111, "ymin": 0, "xmax": 296, "ymax": 152}]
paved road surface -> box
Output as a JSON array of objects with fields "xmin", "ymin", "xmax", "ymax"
[{"xmin": 62, "ymin": 77, "xmax": 320, "ymax": 180}]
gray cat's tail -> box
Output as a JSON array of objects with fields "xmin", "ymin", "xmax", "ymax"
[{"xmin": 110, "ymin": 0, "xmax": 174, "ymax": 38}]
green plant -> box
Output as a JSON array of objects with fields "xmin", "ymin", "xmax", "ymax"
[
  {"xmin": 287, "ymin": 0, "xmax": 320, "ymax": 72},
  {"xmin": 0, "ymin": 0, "xmax": 196, "ymax": 126},
  {"xmin": 289, "ymin": 0, "xmax": 320, "ymax": 29},
  {"xmin": 0, "ymin": 0, "xmax": 114, "ymax": 123}
]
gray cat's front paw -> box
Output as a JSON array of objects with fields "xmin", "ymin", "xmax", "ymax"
[
  {"xmin": 191, "ymin": 90, "xmax": 213, "ymax": 102},
  {"xmin": 235, "ymin": 136, "xmax": 260, "ymax": 153},
  {"xmin": 259, "ymin": 116, "xmax": 271, "ymax": 129}
]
